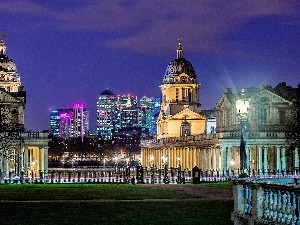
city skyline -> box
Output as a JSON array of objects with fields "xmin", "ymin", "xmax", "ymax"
[{"xmin": 1, "ymin": 1, "xmax": 299, "ymax": 132}]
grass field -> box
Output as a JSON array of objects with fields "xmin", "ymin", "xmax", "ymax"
[{"xmin": 0, "ymin": 183, "xmax": 234, "ymax": 225}]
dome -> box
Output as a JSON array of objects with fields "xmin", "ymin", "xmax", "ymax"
[
  {"xmin": 100, "ymin": 88, "xmax": 114, "ymax": 96},
  {"xmin": 163, "ymin": 41, "xmax": 197, "ymax": 84}
]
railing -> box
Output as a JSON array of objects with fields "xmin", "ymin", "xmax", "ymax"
[{"xmin": 232, "ymin": 179, "xmax": 300, "ymax": 225}]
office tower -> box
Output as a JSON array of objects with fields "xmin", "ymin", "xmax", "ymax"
[
  {"xmin": 50, "ymin": 103, "xmax": 89, "ymax": 139},
  {"xmin": 139, "ymin": 96, "xmax": 160, "ymax": 135}
]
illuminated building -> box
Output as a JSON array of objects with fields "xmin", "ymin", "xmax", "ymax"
[
  {"xmin": 139, "ymin": 96, "xmax": 160, "ymax": 135},
  {"xmin": 0, "ymin": 36, "xmax": 49, "ymax": 179},
  {"xmin": 97, "ymin": 88, "xmax": 116, "ymax": 137},
  {"xmin": 0, "ymin": 35, "xmax": 26, "ymax": 130},
  {"xmin": 216, "ymin": 82, "xmax": 300, "ymax": 173},
  {"xmin": 141, "ymin": 40, "xmax": 217, "ymax": 170},
  {"xmin": 97, "ymin": 89, "xmax": 147, "ymax": 138},
  {"xmin": 50, "ymin": 103, "xmax": 89, "ymax": 139}
]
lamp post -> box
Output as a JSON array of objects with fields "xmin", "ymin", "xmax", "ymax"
[
  {"xmin": 236, "ymin": 90, "xmax": 250, "ymax": 178},
  {"xmin": 125, "ymin": 156, "xmax": 130, "ymax": 183},
  {"xmin": 161, "ymin": 155, "xmax": 169, "ymax": 184},
  {"xmin": 177, "ymin": 156, "xmax": 182, "ymax": 184},
  {"xmin": 150, "ymin": 155, "xmax": 154, "ymax": 184}
]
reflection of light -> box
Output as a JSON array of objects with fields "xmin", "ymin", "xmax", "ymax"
[
  {"xmin": 161, "ymin": 155, "xmax": 167, "ymax": 163},
  {"xmin": 150, "ymin": 155, "xmax": 154, "ymax": 161},
  {"xmin": 30, "ymin": 160, "xmax": 35, "ymax": 167},
  {"xmin": 230, "ymin": 160, "xmax": 235, "ymax": 166}
]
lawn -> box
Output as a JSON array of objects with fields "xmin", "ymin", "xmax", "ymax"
[{"xmin": 0, "ymin": 183, "xmax": 234, "ymax": 225}]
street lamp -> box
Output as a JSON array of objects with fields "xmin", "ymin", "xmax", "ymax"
[
  {"xmin": 177, "ymin": 156, "xmax": 182, "ymax": 184},
  {"xmin": 161, "ymin": 155, "xmax": 169, "ymax": 184},
  {"xmin": 125, "ymin": 156, "xmax": 130, "ymax": 183},
  {"xmin": 236, "ymin": 89, "xmax": 250, "ymax": 178}
]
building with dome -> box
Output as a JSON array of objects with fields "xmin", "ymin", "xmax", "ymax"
[
  {"xmin": 157, "ymin": 41, "xmax": 206, "ymax": 139},
  {"xmin": 141, "ymin": 41, "xmax": 219, "ymax": 170},
  {"xmin": 0, "ymin": 36, "xmax": 49, "ymax": 179}
]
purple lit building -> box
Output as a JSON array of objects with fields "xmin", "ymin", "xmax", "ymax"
[{"xmin": 50, "ymin": 103, "xmax": 89, "ymax": 139}]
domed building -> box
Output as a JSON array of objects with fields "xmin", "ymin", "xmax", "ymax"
[
  {"xmin": 0, "ymin": 36, "xmax": 26, "ymax": 130},
  {"xmin": 157, "ymin": 41, "xmax": 206, "ymax": 139},
  {"xmin": 0, "ymin": 36, "xmax": 49, "ymax": 180},
  {"xmin": 141, "ymin": 41, "xmax": 219, "ymax": 171}
]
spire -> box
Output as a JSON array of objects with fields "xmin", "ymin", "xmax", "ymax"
[
  {"xmin": 0, "ymin": 33, "xmax": 6, "ymax": 55},
  {"xmin": 177, "ymin": 37, "xmax": 183, "ymax": 59}
]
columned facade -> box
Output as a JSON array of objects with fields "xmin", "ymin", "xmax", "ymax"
[
  {"xmin": 0, "ymin": 132, "xmax": 49, "ymax": 178},
  {"xmin": 141, "ymin": 134, "xmax": 220, "ymax": 172}
]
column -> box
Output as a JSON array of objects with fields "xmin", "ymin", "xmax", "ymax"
[
  {"xmin": 264, "ymin": 147, "xmax": 268, "ymax": 173},
  {"xmin": 24, "ymin": 147, "xmax": 28, "ymax": 176},
  {"xmin": 3, "ymin": 156, "xmax": 7, "ymax": 177},
  {"xmin": 295, "ymin": 147, "xmax": 299, "ymax": 169},
  {"xmin": 38, "ymin": 147, "xmax": 43, "ymax": 175},
  {"xmin": 44, "ymin": 146, "xmax": 49, "ymax": 178},
  {"xmin": 213, "ymin": 148, "xmax": 217, "ymax": 171},
  {"xmin": 276, "ymin": 146, "xmax": 281, "ymax": 171},
  {"xmin": 259, "ymin": 147, "xmax": 263, "ymax": 174},
  {"xmin": 227, "ymin": 146, "xmax": 231, "ymax": 170},
  {"xmin": 221, "ymin": 145, "xmax": 227, "ymax": 171},
  {"xmin": 281, "ymin": 146, "xmax": 286, "ymax": 171}
]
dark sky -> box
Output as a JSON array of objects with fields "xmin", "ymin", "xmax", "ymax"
[{"xmin": 1, "ymin": 0, "xmax": 300, "ymax": 133}]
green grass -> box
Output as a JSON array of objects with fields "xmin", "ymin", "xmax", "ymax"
[
  {"xmin": 0, "ymin": 183, "xmax": 234, "ymax": 225},
  {"xmin": 0, "ymin": 184, "xmax": 192, "ymax": 200}
]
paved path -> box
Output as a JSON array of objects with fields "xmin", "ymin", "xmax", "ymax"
[{"xmin": 146, "ymin": 184, "xmax": 233, "ymax": 201}]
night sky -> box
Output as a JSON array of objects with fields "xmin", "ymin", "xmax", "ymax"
[{"xmin": 1, "ymin": 1, "xmax": 299, "ymax": 133}]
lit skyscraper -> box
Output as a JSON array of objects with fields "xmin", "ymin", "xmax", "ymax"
[
  {"xmin": 50, "ymin": 103, "xmax": 89, "ymax": 139},
  {"xmin": 139, "ymin": 96, "xmax": 160, "ymax": 135}
]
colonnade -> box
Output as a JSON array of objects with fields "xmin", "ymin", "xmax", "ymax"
[
  {"xmin": 141, "ymin": 145, "xmax": 222, "ymax": 171},
  {"xmin": 223, "ymin": 144, "xmax": 297, "ymax": 172},
  {"xmin": 0, "ymin": 145, "xmax": 48, "ymax": 178},
  {"xmin": 142, "ymin": 142, "xmax": 298, "ymax": 173}
]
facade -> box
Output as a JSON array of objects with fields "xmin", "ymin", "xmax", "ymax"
[
  {"xmin": 216, "ymin": 82, "xmax": 300, "ymax": 173},
  {"xmin": 50, "ymin": 103, "xmax": 89, "ymax": 139},
  {"xmin": 0, "ymin": 37, "xmax": 49, "ymax": 178}
]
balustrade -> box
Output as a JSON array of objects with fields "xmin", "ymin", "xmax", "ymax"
[{"xmin": 232, "ymin": 179, "xmax": 300, "ymax": 225}]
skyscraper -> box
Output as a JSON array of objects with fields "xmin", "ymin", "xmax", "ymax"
[
  {"xmin": 97, "ymin": 88, "xmax": 117, "ymax": 137},
  {"xmin": 139, "ymin": 96, "xmax": 160, "ymax": 135},
  {"xmin": 50, "ymin": 103, "xmax": 89, "ymax": 139},
  {"xmin": 97, "ymin": 89, "xmax": 159, "ymax": 138}
]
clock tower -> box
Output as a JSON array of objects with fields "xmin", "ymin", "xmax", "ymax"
[{"xmin": 157, "ymin": 41, "xmax": 205, "ymax": 139}]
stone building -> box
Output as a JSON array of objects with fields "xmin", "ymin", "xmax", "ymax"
[
  {"xmin": 216, "ymin": 82, "xmax": 300, "ymax": 173},
  {"xmin": 141, "ymin": 41, "xmax": 218, "ymax": 170},
  {"xmin": 0, "ymin": 36, "xmax": 49, "ymax": 179}
]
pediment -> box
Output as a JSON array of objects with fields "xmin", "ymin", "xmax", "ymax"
[
  {"xmin": 172, "ymin": 108, "xmax": 205, "ymax": 120},
  {"xmin": 216, "ymin": 93, "xmax": 234, "ymax": 110},
  {"xmin": 252, "ymin": 89, "xmax": 292, "ymax": 105}
]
